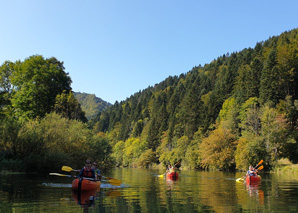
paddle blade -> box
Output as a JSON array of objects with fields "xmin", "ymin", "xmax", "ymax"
[
  {"xmin": 108, "ymin": 179, "xmax": 122, "ymax": 186},
  {"xmin": 61, "ymin": 166, "xmax": 79, "ymax": 172},
  {"xmin": 258, "ymin": 165, "xmax": 264, "ymax": 171},
  {"xmin": 49, "ymin": 173, "xmax": 71, "ymax": 177},
  {"xmin": 102, "ymin": 176, "xmax": 122, "ymax": 186},
  {"xmin": 236, "ymin": 177, "xmax": 245, "ymax": 182},
  {"xmin": 61, "ymin": 166, "xmax": 73, "ymax": 172},
  {"xmin": 258, "ymin": 160, "xmax": 264, "ymax": 166}
]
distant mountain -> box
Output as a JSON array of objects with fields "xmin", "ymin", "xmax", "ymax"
[{"xmin": 73, "ymin": 92, "xmax": 112, "ymax": 120}]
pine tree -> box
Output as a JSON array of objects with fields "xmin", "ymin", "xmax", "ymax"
[{"xmin": 260, "ymin": 50, "xmax": 281, "ymax": 104}]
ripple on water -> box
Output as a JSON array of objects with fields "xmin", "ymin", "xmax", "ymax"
[{"xmin": 42, "ymin": 182, "xmax": 72, "ymax": 188}]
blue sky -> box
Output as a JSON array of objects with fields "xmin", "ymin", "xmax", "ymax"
[{"xmin": 1, "ymin": 1, "xmax": 297, "ymax": 104}]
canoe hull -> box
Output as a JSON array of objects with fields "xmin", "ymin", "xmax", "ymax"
[
  {"xmin": 246, "ymin": 175, "xmax": 261, "ymax": 184},
  {"xmin": 166, "ymin": 171, "xmax": 179, "ymax": 181},
  {"xmin": 72, "ymin": 178, "xmax": 101, "ymax": 191}
]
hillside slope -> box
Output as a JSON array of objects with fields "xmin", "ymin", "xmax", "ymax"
[
  {"xmin": 74, "ymin": 92, "xmax": 111, "ymax": 120},
  {"xmin": 90, "ymin": 28, "xmax": 298, "ymax": 169}
]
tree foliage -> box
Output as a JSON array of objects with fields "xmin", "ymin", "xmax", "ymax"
[
  {"xmin": 74, "ymin": 92, "xmax": 111, "ymax": 120},
  {"xmin": 10, "ymin": 55, "xmax": 72, "ymax": 120},
  {"xmin": 54, "ymin": 90, "xmax": 87, "ymax": 122},
  {"xmin": 0, "ymin": 113, "xmax": 113, "ymax": 172},
  {"xmin": 89, "ymin": 29, "xmax": 298, "ymax": 170},
  {"xmin": 199, "ymin": 128, "xmax": 237, "ymax": 170},
  {"xmin": 0, "ymin": 55, "xmax": 112, "ymax": 172}
]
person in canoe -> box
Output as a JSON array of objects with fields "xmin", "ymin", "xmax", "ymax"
[
  {"xmin": 77, "ymin": 159, "xmax": 96, "ymax": 180},
  {"xmin": 246, "ymin": 165, "xmax": 258, "ymax": 177},
  {"xmin": 166, "ymin": 163, "xmax": 176, "ymax": 174},
  {"xmin": 92, "ymin": 161, "xmax": 102, "ymax": 181},
  {"xmin": 166, "ymin": 164, "xmax": 172, "ymax": 173}
]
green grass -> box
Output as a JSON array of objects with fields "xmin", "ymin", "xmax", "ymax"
[{"xmin": 274, "ymin": 158, "xmax": 298, "ymax": 176}]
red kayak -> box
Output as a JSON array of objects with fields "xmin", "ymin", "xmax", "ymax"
[
  {"xmin": 72, "ymin": 178, "xmax": 101, "ymax": 191},
  {"xmin": 246, "ymin": 175, "xmax": 261, "ymax": 184},
  {"xmin": 166, "ymin": 171, "xmax": 179, "ymax": 181}
]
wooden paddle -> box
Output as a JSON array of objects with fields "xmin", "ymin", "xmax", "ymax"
[
  {"xmin": 61, "ymin": 166, "xmax": 122, "ymax": 186},
  {"xmin": 236, "ymin": 160, "xmax": 263, "ymax": 182}
]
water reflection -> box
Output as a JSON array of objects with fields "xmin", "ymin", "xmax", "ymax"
[
  {"xmin": 245, "ymin": 182, "xmax": 265, "ymax": 205},
  {"xmin": 72, "ymin": 189, "xmax": 97, "ymax": 209},
  {"xmin": 1, "ymin": 169, "xmax": 298, "ymax": 212}
]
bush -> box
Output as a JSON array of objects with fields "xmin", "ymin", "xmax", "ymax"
[{"xmin": 137, "ymin": 149, "xmax": 156, "ymax": 168}]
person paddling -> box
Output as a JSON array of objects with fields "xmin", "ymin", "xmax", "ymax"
[
  {"xmin": 77, "ymin": 159, "xmax": 95, "ymax": 180},
  {"xmin": 166, "ymin": 164, "xmax": 171, "ymax": 173},
  {"xmin": 92, "ymin": 161, "xmax": 102, "ymax": 181},
  {"xmin": 246, "ymin": 165, "xmax": 258, "ymax": 177}
]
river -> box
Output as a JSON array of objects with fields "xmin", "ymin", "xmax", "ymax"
[{"xmin": 1, "ymin": 168, "xmax": 298, "ymax": 212}]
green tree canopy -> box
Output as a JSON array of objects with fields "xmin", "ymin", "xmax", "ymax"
[
  {"xmin": 54, "ymin": 91, "xmax": 87, "ymax": 122},
  {"xmin": 10, "ymin": 55, "xmax": 72, "ymax": 120}
]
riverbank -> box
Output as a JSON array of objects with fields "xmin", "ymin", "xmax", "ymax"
[{"xmin": 274, "ymin": 158, "xmax": 298, "ymax": 176}]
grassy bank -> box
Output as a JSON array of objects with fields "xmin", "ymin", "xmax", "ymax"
[{"xmin": 274, "ymin": 158, "xmax": 298, "ymax": 176}]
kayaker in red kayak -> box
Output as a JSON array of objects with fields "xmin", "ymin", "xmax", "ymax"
[{"xmin": 77, "ymin": 159, "xmax": 96, "ymax": 180}]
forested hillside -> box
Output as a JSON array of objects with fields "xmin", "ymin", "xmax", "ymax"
[
  {"xmin": 91, "ymin": 28, "xmax": 298, "ymax": 170},
  {"xmin": 74, "ymin": 92, "xmax": 111, "ymax": 120}
]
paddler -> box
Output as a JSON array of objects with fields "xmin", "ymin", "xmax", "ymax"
[
  {"xmin": 77, "ymin": 159, "xmax": 96, "ymax": 180},
  {"xmin": 166, "ymin": 164, "xmax": 174, "ymax": 173},
  {"xmin": 246, "ymin": 165, "xmax": 257, "ymax": 177},
  {"xmin": 92, "ymin": 161, "xmax": 102, "ymax": 181}
]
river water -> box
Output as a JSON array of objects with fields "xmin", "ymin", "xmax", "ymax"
[{"xmin": 1, "ymin": 168, "xmax": 298, "ymax": 212}]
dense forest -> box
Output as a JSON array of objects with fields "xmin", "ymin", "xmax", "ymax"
[
  {"xmin": 90, "ymin": 28, "xmax": 298, "ymax": 171},
  {"xmin": 74, "ymin": 92, "xmax": 111, "ymax": 120},
  {"xmin": 1, "ymin": 29, "xmax": 298, "ymax": 173}
]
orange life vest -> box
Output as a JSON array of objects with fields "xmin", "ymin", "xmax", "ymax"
[{"xmin": 82, "ymin": 167, "xmax": 95, "ymax": 178}]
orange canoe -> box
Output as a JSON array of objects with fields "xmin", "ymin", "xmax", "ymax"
[{"xmin": 72, "ymin": 178, "xmax": 101, "ymax": 191}]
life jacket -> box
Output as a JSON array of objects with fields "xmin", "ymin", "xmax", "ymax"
[
  {"xmin": 82, "ymin": 167, "xmax": 94, "ymax": 178},
  {"xmin": 247, "ymin": 170, "xmax": 256, "ymax": 176}
]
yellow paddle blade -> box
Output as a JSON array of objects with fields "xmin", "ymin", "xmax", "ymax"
[
  {"xmin": 49, "ymin": 173, "xmax": 71, "ymax": 177},
  {"xmin": 102, "ymin": 176, "xmax": 122, "ymax": 186},
  {"xmin": 108, "ymin": 179, "xmax": 122, "ymax": 186},
  {"xmin": 236, "ymin": 177, "xmax": 245, "ymax": 182},
  {"xmin": 158, "ymin": 174, "xmax": 164, "ymax": 178},
  {"xmin": 61, "ymin": 166, "xmax": 74, "ymax": 172}
]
